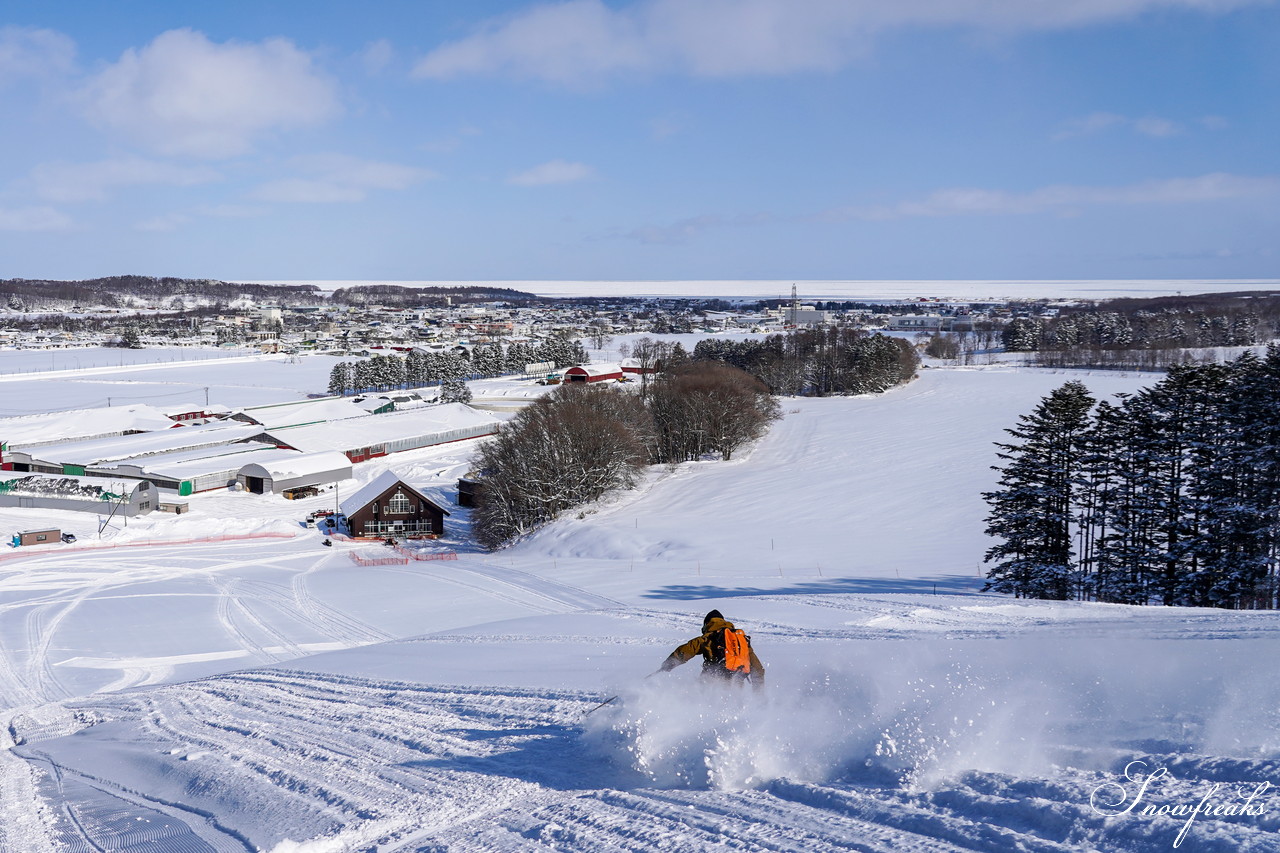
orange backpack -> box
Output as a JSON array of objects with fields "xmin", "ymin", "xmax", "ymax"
[{"xmin": 717, "ymin": 628, "xmax": 752, "ymax": 675}]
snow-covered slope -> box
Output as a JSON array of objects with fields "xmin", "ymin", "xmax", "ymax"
[{"xmin": 2, "ymin": 365, "xmax": 1277, "ymax": 852}]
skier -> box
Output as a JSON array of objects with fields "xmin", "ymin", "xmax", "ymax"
[{"xmin": 658, "ymin": 609, "xmax": 765, "ymax": 688}]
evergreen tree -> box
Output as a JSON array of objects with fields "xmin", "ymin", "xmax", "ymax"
[
  {"xmin": 1187, "ymin": 352, "xmax": 1277, "ymax": 606},
  {"xmin": 1124, "ymin": 364, "xmax": 1229, "ymax": 605},
  {"xmin": 383, "ymin": 354, "xmax": 407, "ymax": 389},
  {"xmin": 423, "ymin": 352, "xmax": 448, "ymax": 384},
  {"xmin": 1002, "ymin": 318, "xmax": 1042, "ymax": 351},
  {"xmin": 443, "ymin": 352, "xmax": 470, "ymax": 380},
  {"xmin": 472, "ymin": 343, "xmax": 503, "ymax": 377},
  {"xmin": 327, "ymin": 362, "xmax": 352, "ymax": 396},
  {"xmin": 535, "ymin": 333, "xmax": 586, "ymax": 368},
  {"xmin": 505, "ymin": 342, "xmax": 535, "ymax": 373},
  {"xmin": 352, "ymin": 358, "xmax": 376, "ymax": 392},
  {"xmin": 1085, "ymin": 396, "xmax": 1160, "ymax": 604},
  {"xmin": 983, "ymin": 381, "xmax": 1096, "ymax": 599},
  {"xmin": 440, "ymin": 376, "xmax": 472, "ymax": 404},
  {"xmin": 405, "ymin": 350, "xmax": 428, "ymax": 387}
]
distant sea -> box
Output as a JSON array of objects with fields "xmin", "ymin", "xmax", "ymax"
[{"xmin": 239, "ymin": 279, "xmax": 1280, "ymax": 302}]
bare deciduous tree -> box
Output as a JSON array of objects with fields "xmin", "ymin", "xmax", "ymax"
[
  {"xmin": 471, "ymin": 386, "xmax": 650, "ymax": 549},
  {"xmin": 649, "ymin": 362, "xmax": 780, "ymax": 462},
  {"xmin": 470, "ymin": 362, "xmax": 779, "ymax": 548}
]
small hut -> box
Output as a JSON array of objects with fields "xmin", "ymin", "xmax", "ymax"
[{"xmin": 563, "ymin": 363, "xmax": 623, "ymax": 383}]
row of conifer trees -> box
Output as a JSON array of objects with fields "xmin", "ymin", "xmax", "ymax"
[
  {"xmin": 326, "ymin": 335, "xmax": 587, "ymax": 396},
  {"xmin": 983, "ymin": 348, "xmax": 1280, "ymax": 608}
]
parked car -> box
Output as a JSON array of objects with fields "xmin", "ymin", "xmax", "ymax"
[{"xmin": 61, "ymin": 533, "xmax": 77, "ymax": 543}]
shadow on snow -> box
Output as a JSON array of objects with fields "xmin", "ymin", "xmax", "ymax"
[{"xmin": 641, "ymin": 574, "xmax": 987, "ymax": 600}]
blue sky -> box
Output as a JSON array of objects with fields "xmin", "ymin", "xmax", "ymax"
[{"xmin": 0, "ymin": 0, "xmax": 1276, "ymax": 283}]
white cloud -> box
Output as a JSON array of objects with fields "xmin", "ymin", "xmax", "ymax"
[
  {"xmin": 360, "ymin": 39, "xmax": 396, "ymax": 75},
  {"xmin": 824, "ymin": 172, "xmax": 1280, "ymax": 220},
  {"xmin": 414, "ymin": 0, "xmax": 1267, "ymax": 84},
  {"xmin": 1131, "ymin": 116, "xmax": 1181, "ymax": 137},
  {"xmin": 0, "ymin": 26, "xmax": 76, "ymax": 85},
  {"xmin": 627, "ymin": 214, "xmax": 725, "ymax": 244},
  {"xmin": 135, "ymin": 212, "xmax": 191, "ymax": 232},
  {"xmin": 621, "ymin": 172, "xmax": 1278, "ymax": 244},
  {"xmin": 132, "ymin": 203, "xmax": 267, "ymax": 233},
  {"xmin": 1055, "ymin": 112, "xmax": 1184, "ymax": 139},
  {"xmin": 650, "ymin": 115, "xmax": 682, "ymax": 140},
  {"xmin": 0, "ymin": 206, "xmax": 72, "ymax": 231},
  {"xmin": 29, "ymin": 157, "xmax": 220, "ymax": 203},
  {"xmin": 509, "ymin": 159, "xmax": 596, "ymax": 186},
  {"xmin": 253, "ymin": 179, "xmax": 367, "ymax": 204},
  {"xmin": 422, "ymin": 124, "xmax": 483, "ymax": 154},
  {"xmin": 624, "ymin": 212, "xmax": 771, "ymax": 244},
  {"xmin": 82, "ymin": 29, "xmax": 340, "ymax": 159},
  {"xmin": 1053, "ymin": 112, "xmax": 1127, "ymax": 138},
  {"xmin": 252, "ymin": 154, "xmax": 437, "ymax": 203},
  {"xmin": 197, "ymin": 203, "xmax": 268, "ymax": 218}
]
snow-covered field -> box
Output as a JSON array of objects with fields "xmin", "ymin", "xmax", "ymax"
[
  {"xmin": 2, "ymin": 363, "xmax": 1278, "ymax": 851},
  {"xmin": 0, "ymin": 350, "xmax": 343, "ymax": 416},
  {"xmin": 0, "ymin": 347, "xmax": 259, "ymax": 378}
]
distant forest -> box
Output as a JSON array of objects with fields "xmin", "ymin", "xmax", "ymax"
[
  {"xmin": 0, "ymin": 276, "xmax": 538, "ymax": 312},
  {"xmin": 328, "ymin": 284, "xmax": 539, "ymax": 306},
  {"xmin": 1003, "ymin": 291, "xmax": 1280, "ymax": 370},
  {"xmin": 984, "ymin": 351, "xmax": 1280, "ymax": 610}
]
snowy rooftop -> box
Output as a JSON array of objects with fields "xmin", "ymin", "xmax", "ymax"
[
  {"xmin": 339, "ymin": 468, "xmax": 408, "ymax": 516},
  {"xmin": 238, "ymin": 450, "xmax": 352, "ymax": 481},
  {"xmin": 127, "ymin": 445, "xmax": 303, "ymax": 480},
  {"xmin": 566, "ymin": 363, "xmax": 622, "ymax": 376},
  {"xmin": 0, "ymin": 404, "xmax": 177, "ymax": 448},
  {"xmin": 265, "ymin": 403, "xmax": 500, "ymax": 454},
  {"xmin": 99, "ymin": 440, "xmax": 284, "ymax": 472},
  {"xmin": 19, "ymin": 421, "xmax": 262, "ymax": 466},
  {"xmin": 236, "ymin": 397, "xmax": 375, "ymax": 429}
]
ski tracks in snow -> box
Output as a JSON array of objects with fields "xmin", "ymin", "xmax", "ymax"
[
  {"xmin": 10, "ymin": 670, "xmax": 983, "ymax": 852},
  {"xmin": 15, "ymin": 667, "xmax": 1274, "ymax": 852},
  {"xmin": 384, "ymin": 557, "xmax": 623, "ymax": 619}
]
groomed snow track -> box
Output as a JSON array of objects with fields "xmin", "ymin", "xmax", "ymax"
[{"xmin": 8, "ymin": 667, "xmax": 1278, "ymax": 852}]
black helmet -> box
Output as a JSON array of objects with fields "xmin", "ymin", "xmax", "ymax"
[{"xmin": 703, "ymin": 609, "xmax": 724, "ymax": 631}]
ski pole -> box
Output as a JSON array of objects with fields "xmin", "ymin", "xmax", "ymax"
[{"xmin": 584, "ymin": 671, "xmax": 663, "ymax": 717}]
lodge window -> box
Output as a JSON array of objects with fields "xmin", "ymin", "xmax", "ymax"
[
  {"xmin": 365, "ymin": 520, "xmax": 435, "ymax": 535},
  {"xmin": 388, "ymin": 491, "xmax": 412, "ymax": 514}
]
